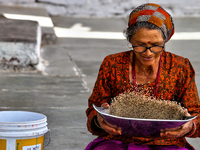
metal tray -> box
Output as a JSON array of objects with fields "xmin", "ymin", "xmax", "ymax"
[{"xmin": 93, "ymin": 104, "xmax": 197, "ymax": 137}]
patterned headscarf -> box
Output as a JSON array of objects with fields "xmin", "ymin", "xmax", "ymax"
[{"xmin": 128, "ymin": 3, "xmax": 174, "ymax": 42}]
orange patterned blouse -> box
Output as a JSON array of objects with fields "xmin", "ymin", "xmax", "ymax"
[{"xmin": 86, "ymin": 50, "xmax": 200, "ymax": 148}]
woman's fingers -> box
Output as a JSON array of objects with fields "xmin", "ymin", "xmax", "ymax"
[
  {"xmin": 184, "ymin": 109, "xmax": 191, "ymax": 117},
  {"xmin": 101, "ymin": 102, "xmax": 110, "ymax": 109},
  {"xmin": 97, "ymin": 112, "xmax": 121, "ymax": 135},
  {"xmin": 101, "ymin": 121, "xmax": 121, "ymax": 135},
  {"xmin": 160, "ymin": 120, "xmax": 193, "ymax": 138},
  {"xmin": 160, "ymin": 109, "xmax": 193, "ymax": 138},
  {"xmin": 96, "ymin": 102, "xmax": 121, "ymax": 135}
]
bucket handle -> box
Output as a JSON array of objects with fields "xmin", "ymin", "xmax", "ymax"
[{"xmin": 44, "ymin": 129, "xmax": 51, "ymax": 149}]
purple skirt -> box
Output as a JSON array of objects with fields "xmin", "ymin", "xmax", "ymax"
[{"xmin": 85, "ymin": 138, "xmax": 195, "ymax": 150}]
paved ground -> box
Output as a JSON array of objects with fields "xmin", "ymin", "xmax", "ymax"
[{"xmin": 0, "ymin": 6, "xmax": 200, "ymax": 150}]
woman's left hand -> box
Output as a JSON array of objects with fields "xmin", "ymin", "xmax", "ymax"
[{"xmin": 160, "ymin": 109, "xmax": 194, "ymax": 139}]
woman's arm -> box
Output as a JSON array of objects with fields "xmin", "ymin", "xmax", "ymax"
[
  {"xmin": 86, "ymin": 56, "xmax": 117, "ymax": 135},
  {"xmin": 161, "ymin": 58, "xmax": 200, "ymax": 138}
]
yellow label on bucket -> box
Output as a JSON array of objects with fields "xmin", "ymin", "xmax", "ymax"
[
  {"xmin": 0, "ymin": 139, "xmax": 6, "ymax": 150},
  {"xmin": 16, "ymin": 136, "xmax": 44, "ymax": 150}
]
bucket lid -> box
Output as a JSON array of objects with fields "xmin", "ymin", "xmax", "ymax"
[
  {"xmin": 0, "ymin": 111, "xmax": 47, "ymax": 124},
  {"xmin": 0, "ymin": 111, "xmax": 49, "ymax": 137}
]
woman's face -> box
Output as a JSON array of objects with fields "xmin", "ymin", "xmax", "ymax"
[{"xmin": 130, "ymin": 28, "xmax": 165, "ymax": 66}]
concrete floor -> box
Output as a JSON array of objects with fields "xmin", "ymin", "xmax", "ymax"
[{"xmin": 0, "ymin": 6, "xmax": 199, "ymax": 150}]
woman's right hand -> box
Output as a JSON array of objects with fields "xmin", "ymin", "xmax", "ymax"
[{"xmin": 96, "ymin": 102, "xmax": 122, "ymax": 135}]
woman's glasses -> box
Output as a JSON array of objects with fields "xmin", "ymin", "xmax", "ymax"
[{"xmin": 132, "ymin": 43, "xmax": 165, "ymax": 53}]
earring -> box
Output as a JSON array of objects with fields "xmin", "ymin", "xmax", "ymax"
[{"xmin": 127, "ymin": 42, "xmax": 132, "ymax": 49}]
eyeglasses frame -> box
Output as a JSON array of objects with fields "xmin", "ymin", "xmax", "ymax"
[{"xmin": 132, "ymin": 42, "xmax": 165, "ymax": 54}]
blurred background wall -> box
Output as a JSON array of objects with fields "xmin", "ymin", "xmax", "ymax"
[{"xmin": 0, "ymin": 0, "xmax": 200, "ymax": 17}]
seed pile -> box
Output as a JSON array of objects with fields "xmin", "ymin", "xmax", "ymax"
[{"xmin": 109, "ymin": 91, "xmax": 185, "ymax": 120}]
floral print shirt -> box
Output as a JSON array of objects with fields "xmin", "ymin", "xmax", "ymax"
[{"xmin": 86, "ymin": 50, "xmax": 200, "ymax": 147}]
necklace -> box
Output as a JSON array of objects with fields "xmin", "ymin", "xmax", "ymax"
[{"xmin": 132, "ymin": 52, "xmax": 162, "ymax": 98}]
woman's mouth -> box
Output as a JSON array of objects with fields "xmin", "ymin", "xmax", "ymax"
[{"xmin": 142, "ymin": 56, "xmax": 153, "ymax": 60}]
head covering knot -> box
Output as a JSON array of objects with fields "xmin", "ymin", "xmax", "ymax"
[{"xmin": 128, "ymin": 3, "xmax": 174, "ymax": 42}]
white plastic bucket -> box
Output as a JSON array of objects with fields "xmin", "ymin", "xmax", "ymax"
[{"xmin": 0, "ymin": 111, "xmax": 49, "ymax": 150}]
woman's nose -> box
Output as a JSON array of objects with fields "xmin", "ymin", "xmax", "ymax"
[{"xmin": 143, "ymin": 48, "xmax": 152, "ymax": 55}]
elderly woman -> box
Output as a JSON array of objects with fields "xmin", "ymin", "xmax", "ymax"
[{"xmin": 85, "ymin": 3, "xmax": 200, "ymax": 150}]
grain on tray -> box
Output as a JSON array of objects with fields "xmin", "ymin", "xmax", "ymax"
[{"xmin": 109, "ymin": 90, "xmax": 185, "ymax": 120}]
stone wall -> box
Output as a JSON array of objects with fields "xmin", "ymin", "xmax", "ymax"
[{"xmin": 0, "ymin": 0, "xmax": 200, "ymax": 17}]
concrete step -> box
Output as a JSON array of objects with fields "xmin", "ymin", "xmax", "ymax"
[
  {"xmin": 0, "ymin": 16, "xmax": 41, "ymax": 70},
  {"xmin": 0, "ymin": 5, "xmax": 57, "ymax": 71},
  {"xmin": 0, "ymin": 5, "xmax": 57, "ymax": 45}
]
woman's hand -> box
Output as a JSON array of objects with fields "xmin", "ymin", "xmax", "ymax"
[
  {"xmin": 160, "ymin": 109, "xmax": 194, "ymax": 138},
  {"xmin": 96, "ymin": 102, "xmax": 122, "ymax": 135}
]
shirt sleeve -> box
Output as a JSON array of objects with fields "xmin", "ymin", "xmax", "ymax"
[
  {"xmin": 179, "ymin": 58, "xmax": 200, "ymax": 137},
  {"xmin": 86, "ymin": 56, "xmax": 113, "ymax": 135}
]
